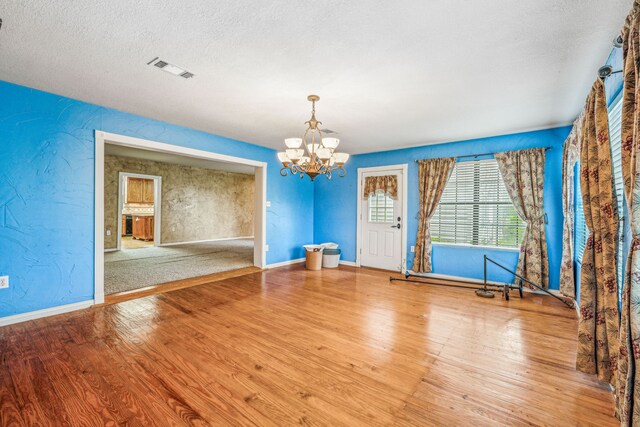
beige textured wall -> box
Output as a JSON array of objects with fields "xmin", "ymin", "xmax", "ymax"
[{"xmin": 104, "ymin": 155, "xmax": 254, "ymax": 249}]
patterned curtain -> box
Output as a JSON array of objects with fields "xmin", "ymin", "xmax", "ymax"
[
  {"xmin": 413, "ymin": 158, "xmax": 456, "ymax": 273},
  {"xmin": 576, "ymin": 79, "xmax": 620, "ymax": 387},
  {"xmin": 618, "ymin": 2, "xmax": 640, "ymax": 422},
  {"xmin": 363, "ymin": 175, "xmax": 398, "ymax": 199},
  {"xmin": 559, "ymin": 115, "xmax": 583, "ymax": 298},
  {"xmin": 494, "ymin": 148, "xmax": 549, "ymax": 288}
]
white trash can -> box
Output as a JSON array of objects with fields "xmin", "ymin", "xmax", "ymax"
[
  {"xmin": 321, "ymin": 242, "xmax": 339, "ymax": 250},
  {"xmin": 322, "ymin": 248, "xmax": 341, "ymax": 268}
]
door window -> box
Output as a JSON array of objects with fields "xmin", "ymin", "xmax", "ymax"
[{"xmin": 368, "ymin": 192, "xmax": 395, "ymax": 223}]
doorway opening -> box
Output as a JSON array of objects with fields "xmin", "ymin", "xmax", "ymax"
[
  {"xmin": 95, "ymin": 131, "xmax": 267, "ymax": 304},
  {"xmin": 116, "ymin": 173, "xmax": 161, "ymax": 250}
]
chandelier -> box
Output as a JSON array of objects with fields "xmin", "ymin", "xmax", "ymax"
[{"xmin": 277, "ymin": 95, "xmax": 349, "ymax": 181}]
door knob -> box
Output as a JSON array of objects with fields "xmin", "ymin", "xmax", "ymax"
[{"xmin": 391, "ymin": 224, "xmax": 401, "ymax": 229}]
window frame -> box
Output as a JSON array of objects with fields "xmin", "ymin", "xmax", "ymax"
[{"xmin": 430, "ymin": 158, "xmax": 527, "ymax": 251}]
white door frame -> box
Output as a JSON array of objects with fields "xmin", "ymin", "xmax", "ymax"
[
  {"xmin": 356, "ymin": 164, "xmax": 408, "ymax": 272},
  {"xmin": 116, "ymin": 172, "xmax": 162, "ymax": 250},
  {"xmin": 94, "ymin": 130, "xmax": 268, "ymax": 304}
]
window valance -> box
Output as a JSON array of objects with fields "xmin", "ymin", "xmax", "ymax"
[{"xmin": 363, "ymin": 175, "xmax": 398, "ymax": 199}]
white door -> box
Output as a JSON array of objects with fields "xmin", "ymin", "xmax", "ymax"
[{"xmin": 360, "ymin": 169, "xmax": 404, "ymax": 271}]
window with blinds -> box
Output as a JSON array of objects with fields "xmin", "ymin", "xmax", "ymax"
[{"xmin": 430, "ymin": 159, "xmax": 526, "ymax": 248}]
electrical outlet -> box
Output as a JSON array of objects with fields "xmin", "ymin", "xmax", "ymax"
[
  {"xmin": 410, "ymin": 246, "xmax": 415, "ymax": 253},
  {"xmin": 106, "ymin": 229, "xmax": 111, "ymax": 236},
  {"xmin": 171, "ymin": 226, "xmax": 176, "ymax": 232},
  {"xmin": 0, "ymin": 276, "xmax": 8, "ymax": 289},
  {"xmin": 266, "ymin": 200, "xmax": 271, "ymax": 208},
  {"xmin": 265, "ymin": 244, "xmax": 269, "ymax": 252}
]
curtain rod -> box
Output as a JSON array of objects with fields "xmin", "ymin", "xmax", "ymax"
[{"xmin": 414, "ymin": 146, "xmax": 552, "ymax": 163}]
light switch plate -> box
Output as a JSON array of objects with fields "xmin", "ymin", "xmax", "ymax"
[
  {"xmin": 265, "ymin": 244, "xmax": 269, "ymax": 252},
  {"xmin": 410, "ymin": 246, "xmax": 415, "ymax": 253},
  {"xmin": 106, "ymin": 229, "xmax": 111, "ymax": 236},
  {"xmin": 266, "ymin": 200, "xmax": 271, "ymax": 208},
  {"xmin": 0, "ymin": 276, "xmax": 8, "ymax": 289}
]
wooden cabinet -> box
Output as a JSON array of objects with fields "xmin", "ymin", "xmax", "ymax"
[
  {"xmin": 132, "ymin": 216, "xmax": 154, "ymax": 241},
  {"xmin": 127, "ymin": 178, "xmax": 154, "ymax": 204}
]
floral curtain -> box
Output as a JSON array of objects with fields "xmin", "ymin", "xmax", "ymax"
[
  {"xmin": 559, "ymin": 115, "xmax": 583, "ymax": 298},
  {"xmin": 618, "ymin": 2, "xmax": 640, "ymax": 422},
  {"xmin": 413, "ymin": 157, "xmax": 456, "ymax": 273},
  {"xmin": 575, "ymin": 79, "xmax": 620, "ymax": 388},
  {"xmin": 494, "ymin": 148, "xmax": 549, "ymax": 288},
  {"xmin": 363, "ymin": 175, "xmax": 398, "ymax": 199}
]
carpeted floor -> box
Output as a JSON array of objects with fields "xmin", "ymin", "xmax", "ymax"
[
  {"xmin": 121, "ymin": 236, "xmax": 154, "ymax": 249},
  {"xmin": 104, "ymin": 239, "xmax": 254, "ymax": 295}
]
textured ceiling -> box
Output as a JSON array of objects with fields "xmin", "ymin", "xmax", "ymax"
[{"xmin": 0, "ymin": 1, "xmax": 632, "ymax": 154}]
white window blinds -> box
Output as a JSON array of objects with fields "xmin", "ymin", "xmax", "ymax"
[
  {"xmin": 430, "ymin": 159, "xmax": 526, "ymax": 248},
  {"xmin": 368, "ymin": 192, "xmax": 395, "ymax": 223},
  {"xmin": 574, "ymin": 163, "xmax": 587, "ymax": 261},
  {"xmin": 609, "ymin": 96, "xmax": 625, "ymax": 288}
]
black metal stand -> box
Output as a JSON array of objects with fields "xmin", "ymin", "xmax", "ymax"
[
  {"xmin": 483, "ymin": 256, "xmax": 573, "ymax": 308},
  {"xmin": 389, "ymin": 255, "xmax": 573, "ymax": 309}
]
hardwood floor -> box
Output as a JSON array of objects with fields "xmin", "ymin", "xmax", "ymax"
[
  {"xmin": 0, "ymin": 265, "xmax": 615, "ymax": 426},
  {"xmin": 104, "ymin": 266, "xmax": 262, "ymax": 305}
]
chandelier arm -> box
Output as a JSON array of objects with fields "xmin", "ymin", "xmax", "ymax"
[
  {"xmin": 337, "ymin": 166, "xmax": 347, "ymax": 177},
  {"xmin": 302, "ymin": 127, "xmax": 311, "ymax": 158},
  {"xmin": 280, "ymin": 166, "xmax": 290, "ymax": 177}
]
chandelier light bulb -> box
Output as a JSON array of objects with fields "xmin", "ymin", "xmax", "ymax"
[
  {"xmin": 285, "ymin": 138, "xmax": 303, "ymax": 149},
  {"xmin": 277, "ymin": 152, "xmax": 290, "ymax": 164},
  {"xmin": 333, "ymin": 152, "xmax": 350, "ymax": 165},
  {"xmin": 317, "ymin": 147, "xmax": 331, "ymax": 160},
  {"xmin": 286, "ymin": 148, "xmax": 303, "ymax": 160},
  {"xmin": 322, "ymin": 138, "xmax": 340, "ymax": 150}
]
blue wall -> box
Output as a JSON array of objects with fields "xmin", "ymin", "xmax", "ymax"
[
  {"xmin": 314, "ymin": 127, "xmax": 571, "ymax": 289},
  {"xmin": 0, "ymin": 80, "xmax": 314, "ymax": 317}
]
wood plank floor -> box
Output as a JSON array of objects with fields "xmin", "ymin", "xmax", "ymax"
[
  {"xmin": 104, "ymin": 266, "xmax": 262, "ymax": 305},
  {"xmin": 0, "ymin": 265, "xmax": 615, "ymax": 426}
]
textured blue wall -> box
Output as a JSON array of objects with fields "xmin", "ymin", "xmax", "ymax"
[
  {"xmin": 0, "ymin": 80, "xmax": 314, "ymax": 317},
  {"xmin": 314, "ymin": 127, "xmax": 571, "ymax": 289}
]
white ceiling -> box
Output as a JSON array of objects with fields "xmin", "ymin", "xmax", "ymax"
[
  {"xmin": 105, "ymin": 144, "xmax": 255, "ymax": 175},
  {"xmin": 0, "ymin": 1, "xmax": 632, "ymax": 154}
]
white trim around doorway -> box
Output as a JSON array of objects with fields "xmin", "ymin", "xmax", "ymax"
[
  {"xmin": 116, "ymin": 172, "xmax": 162, "ymax": 250},
  {"xmin": 94, "ymin": 131, "xmax": 268, "ymax": 305},
  {"xmin": 356, "ymin": 164, "xmax": 409, "ymax": 273}
]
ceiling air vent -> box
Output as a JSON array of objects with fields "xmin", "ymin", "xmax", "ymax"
[{"xmin": 147, "ymin": 57, "xmax": 194, "ymax": 79}]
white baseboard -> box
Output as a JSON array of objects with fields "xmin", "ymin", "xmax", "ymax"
[
  {"xmin": 159, "ymin": 236, "xmax": 254, "ymax": 247},
  {"xmin": 339, "ymin": 260, "xmax": 357, "ymax": 267},
  {"xmin": 266, "ymin": 258, "xmax": 305, "ymax": 269},
  {"xmin": 0, "ymin": 300, "xmax": 95, "ymax": 327}
]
